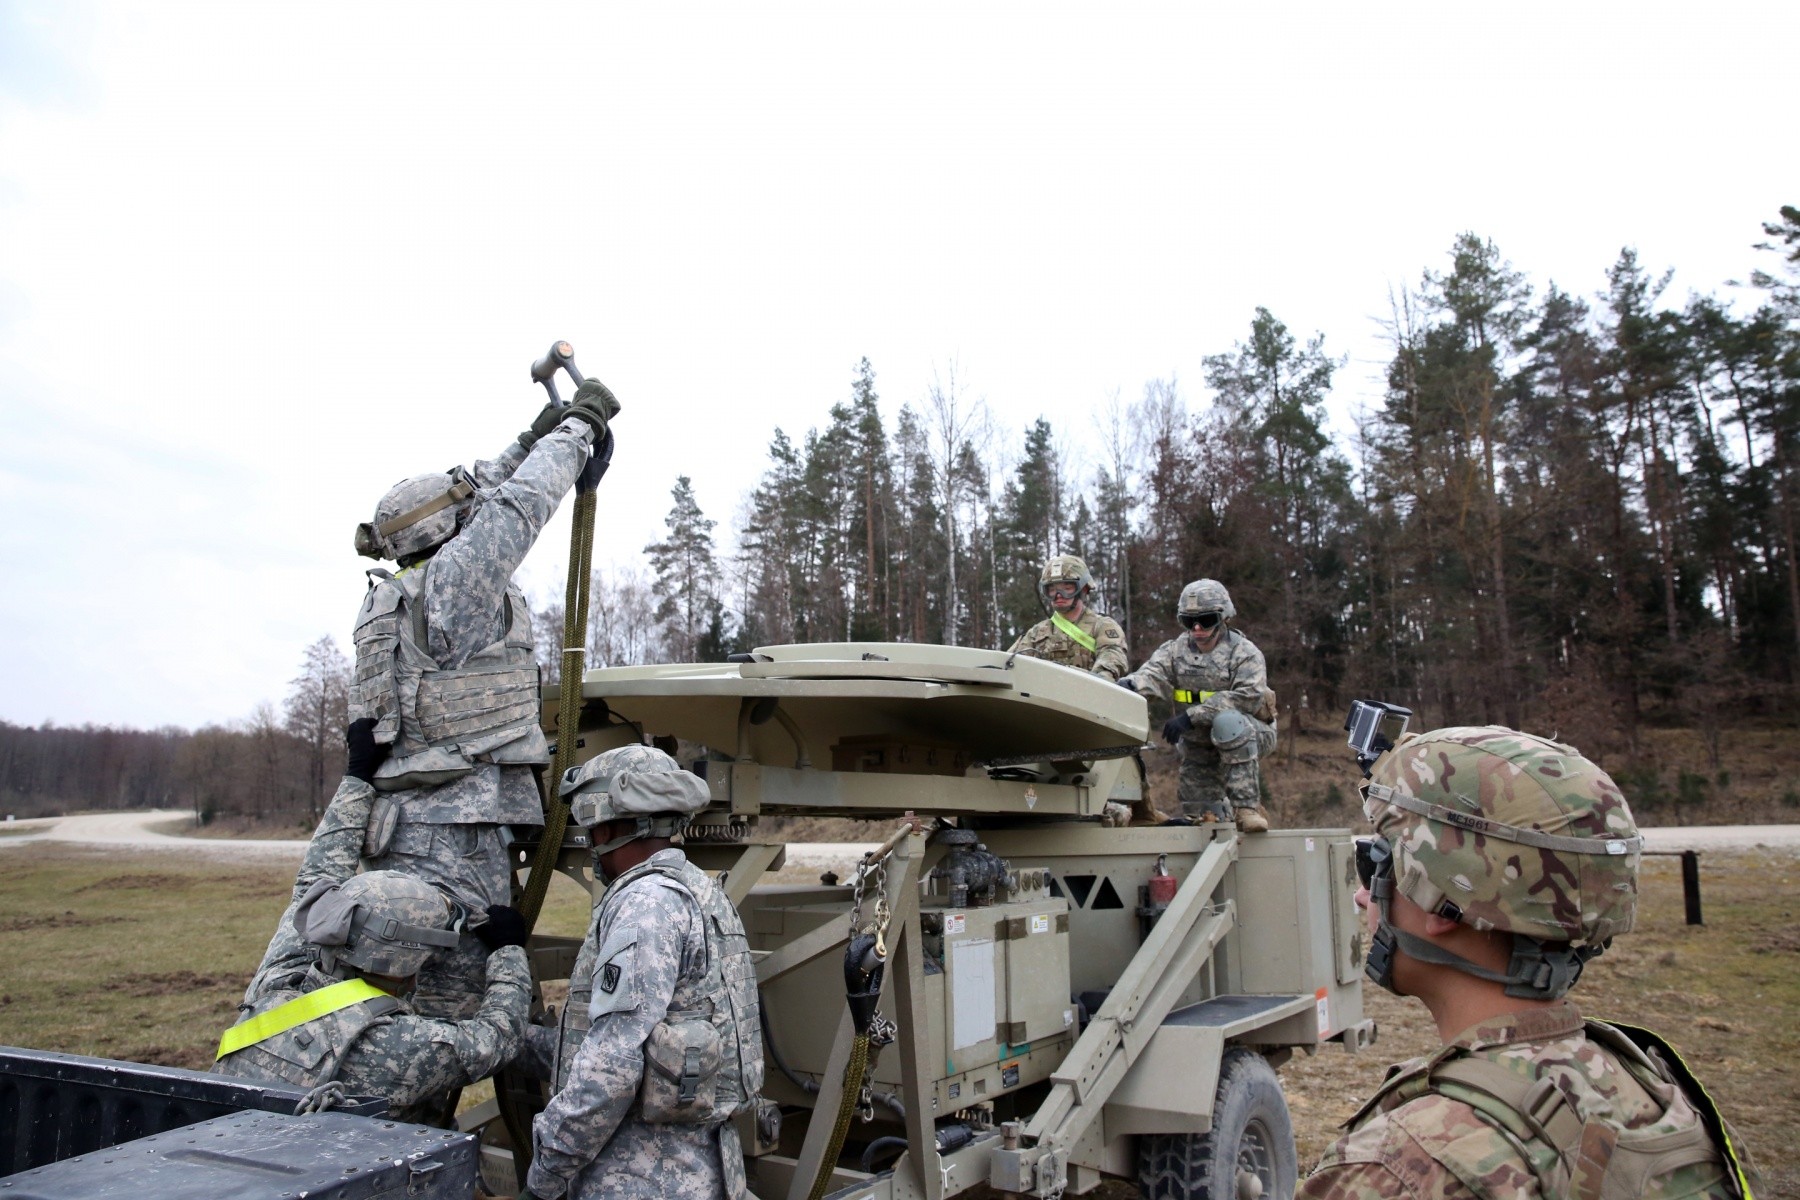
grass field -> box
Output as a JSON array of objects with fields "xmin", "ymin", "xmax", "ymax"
[{"xmin": 0, "ymin": 843, "xmax": 1793, "ymax": 1196}]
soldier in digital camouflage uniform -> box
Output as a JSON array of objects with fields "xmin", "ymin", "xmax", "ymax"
[
  {"xmin": 519, "ymin": 744, "xmax": 763, "ymax": 1200},
  {"xmin": 214, "ymin": 720, "xmax": 532, "ymax": 1125},
  {"xmin": 1009, "ymin": 554, "xmax": 1129, "ymax": 680},
  {"xmin": 348, "ymin": 379, "xmax": 618, "ymax": 1021},
  {"xmin": 1300, "ymin": 725, "xmax": 1758, "ymax": 1200},
  {"xmin": 1119, "ymin": 579, "xmax": 1277, "ymax": 832}
]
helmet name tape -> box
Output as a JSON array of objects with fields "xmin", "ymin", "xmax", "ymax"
[{"xmin": 1365, "ymin": 782, "xmax": 1642, "ymax": 856}]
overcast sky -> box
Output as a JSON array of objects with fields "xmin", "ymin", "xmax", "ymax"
[{"xmin": 1, "ymin": 2, "xmax": 1794, "ymax": 729}]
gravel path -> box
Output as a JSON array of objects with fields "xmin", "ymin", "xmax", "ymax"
[{"xmin": 7, "ymin": 811, "xmax": 1799, "ymax": 862}]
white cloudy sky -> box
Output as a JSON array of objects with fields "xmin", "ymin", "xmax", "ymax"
[{"xmin": 1, "ymin": 2, "xmax": 1793, "ymax": 729}]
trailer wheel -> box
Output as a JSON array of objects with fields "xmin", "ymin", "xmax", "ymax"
[{"xmin": 1137, "ymin": 1048, "xmax": 1297, "ymax": 1199}]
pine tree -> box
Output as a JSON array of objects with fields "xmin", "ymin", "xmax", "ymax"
[{"xmin": 645, "ymin": 476, "xmax": 720, "ymax": 663}]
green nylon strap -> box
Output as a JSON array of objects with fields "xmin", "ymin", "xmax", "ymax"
[
  {"xmin": 1173, "ymin": 688, "xmax": 1216, "ymax": 705},
  {"xmin": 1050, "ymin": 611, "xmax": 1096, "ymax": 652},
  {"xmin": 806, "ymin": 1033, "xmax": 872, "ymax": 1200},
  {"xmin": 215, "ymin": 978, "xmax": 389, "ymax": 1060}
]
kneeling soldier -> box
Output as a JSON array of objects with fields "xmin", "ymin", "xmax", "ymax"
[{"xmin": 214, "ymin": 720, "xmax": 531, "ymax": 1125}]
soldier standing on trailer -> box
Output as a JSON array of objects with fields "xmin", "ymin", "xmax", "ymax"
[
  {"xmin": 1119, "ymin": 578, "xmax": 1277, "ymax": 832},
  {"xmin": 347, "ymin": 380, "xmax": 618, "ymax": 1021},
  {"xmin": 1009, "ymin": 554, "xmax": 1130, "ymax": 680}
]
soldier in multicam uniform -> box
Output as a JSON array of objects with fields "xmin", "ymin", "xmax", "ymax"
[
  {"xmin": 1119, "ymin": 579, "xmax": 1277, "ymax": 832},
  {"xmin": 1300, "ymin": 725, "xmax": 1758, "ymax": 1200},
  {"xmin": 518, "ymin": 744, "xmax": 763, "ymax": 1200},
  {"xmin": 1009, "ymin": 554, "xmax": 1129, "ymax": 681},
  {"xmin": 348, "ymin": 380, "xmax": 618, "ymax": 1021},
  {"xmin": 214, "ymin": 719, "xmax": 532, "ymax": 1125}
]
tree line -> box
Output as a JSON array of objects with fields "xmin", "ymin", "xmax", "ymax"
[{"xmin": 6, "ymin": 211, "xmax": 1795, "ymax": 824}]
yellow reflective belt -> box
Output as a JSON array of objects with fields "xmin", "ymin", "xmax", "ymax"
[
  {"xmin": 1172, "ymin": 689, "xmax": 1216, "ymax": 705},
  {"xmin": 1050, "ymin": 612, "xmax": 1097, "ymax": 652},
  {"xmin": 216, "ymin": 978, "xmax": 389, "ymax": 1060}
]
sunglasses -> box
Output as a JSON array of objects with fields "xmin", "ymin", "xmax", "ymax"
[
  {"xmin": 1182, "ymin": 612, "xmax": 1223, "ymax": 631},
  {"xmin": 1354, "ymin": 836, "xmax": 1392, "ymax": 890}
]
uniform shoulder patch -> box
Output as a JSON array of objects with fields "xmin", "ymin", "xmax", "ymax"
[{"xmin": 600, "ymin": 962, "xmax": 621, "ymax": 993}]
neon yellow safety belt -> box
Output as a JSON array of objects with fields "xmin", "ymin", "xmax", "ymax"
[
  {"xmin": 215, "ymin": 978, "xmax": 389, "ymax": 1060},
  {"xmin": 1050, "ymin": 612, "xmax": 1097, "ymax": 652},
  {"xmin": 1173, "ymin": 689, "xmax": 1216, "ymax": 705}
]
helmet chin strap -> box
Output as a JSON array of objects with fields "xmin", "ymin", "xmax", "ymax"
[
  {"xmin": 590, "ymin": 815, "xmax": 689, "ymax": 881},
  {"xmin": 1364, "ymin": 877, "xmax": 1600, "ymax": 1000}
]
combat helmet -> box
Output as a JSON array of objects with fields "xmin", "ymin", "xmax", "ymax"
[
  {"xmin": 291, "ymin": 870, "xmax": 461, "ymax": 979},
  {"xmin": 1360, "ymin": 726, "xmax": 1643, "ymax": 999},
  {"xmin": 1176, "ymin": 579, "xmax": 1235, "ymax": 624},
  {"xmin": 1038, "ymin": 555, "xmax": 1095, "ymax": 606},
  {"xmin": 354, "ymin": 468, "xmax": 478, "ymax": 564},
  {"xmin": 562, "ymin": 743, "xmax": 712, "ymax": 857}
]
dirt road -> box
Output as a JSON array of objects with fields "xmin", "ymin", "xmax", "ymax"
[{"xmin": 5, "ymin": 810, "xmax": 1798, "ymax": 864}]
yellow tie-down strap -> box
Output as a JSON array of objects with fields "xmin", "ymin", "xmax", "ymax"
[
  {"xmin": 216, "ymin": 977, "xmax": 389, "ymax": 1060},
  {"xmin": 1172, "ymin": 689, "xmax": 1216, "ymax": 705},
  {"xmin": 1050, "ymin": 612, "xmax": 1097, "ymax": 652}
]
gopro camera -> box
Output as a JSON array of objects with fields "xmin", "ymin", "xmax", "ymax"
[{"xmin": 1345, "ymin": 700, "xmax": 1411, "ymax": 775}]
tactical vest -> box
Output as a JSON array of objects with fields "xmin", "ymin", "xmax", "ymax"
[
  {"xmin": 1353, "ymin": 1020, "xmax": 1743, "ymax": 1200},
  {"xmin": 555, "ymin": 856, "xmax": 763, "ymax": 1126},
  {"xmin": 213, "ymin": 972, "xmax": 402, "ymax": 1090},
  {"xmin": 351, "ymin": 564, "xmax": 549, "ymax": 792}
]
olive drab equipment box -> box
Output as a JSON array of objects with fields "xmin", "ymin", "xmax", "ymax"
[{"xmin": 501, "ymin": 642, "xmax": 1372, "ymax": 1200}]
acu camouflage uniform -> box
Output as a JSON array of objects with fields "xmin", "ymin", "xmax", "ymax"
[
  {"xmin": 214, "ymin": 777, "xmax": 531, "ymax": 1125},
  {"xmin": 1300, "ymin": 1000, "xmax": 1738, "ymax": 1200},
  {"xmin": 1121, "ymin": 628, "xmax": 1276, "ymax": 821},
  {"xmin": 351, "ymin": 418, "xmax": 595, "ymax": 1019},
  {"xmin": 524, "ymin": 847, "xmax": 763, "ymax": 1200},
  {"xmin": 1008, "ymin": 605, "xmax": 1129, "ymax": 680}
]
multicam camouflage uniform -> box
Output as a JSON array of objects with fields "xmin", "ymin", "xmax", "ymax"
[
  {"xmin": 1121, "ymin": 628, "xmax": 1276, "ymax": 821},
  {"xmin": 353, "ymin": 419, "xmax": 594, "ymax": 1019},
  {"xmin": 524, "ymin": 846, "xmax": 762, "ymax": 1200},
  {"xmin": 214, "ymin": 777, "xmax": 531, "ymax": 1125},
  {"xmin": 1300, "ymin": 1000, "xmax": 1736, "ymax": 1200},
  {"xmin": 1302, "ymin": 726, "xmax": 1747, "ymax": 1200},
  {"xmin": 1009, "ymin": 606, "xmax": 1129, "ymax": 679}
]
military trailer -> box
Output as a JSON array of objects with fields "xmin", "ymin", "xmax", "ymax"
[{"xmin": 488, "ymin": 642, "xmax": 1374, "ymax": 1200}]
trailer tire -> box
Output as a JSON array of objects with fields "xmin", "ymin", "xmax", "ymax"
[{"xmin": 1137, "ymin": 1048, "xmax": 1296, "ymax": 1199}]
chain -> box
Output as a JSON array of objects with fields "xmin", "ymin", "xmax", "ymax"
[{"xmin": 857, "ymin": 1011, "xmax": 899, "ymax": 1122}]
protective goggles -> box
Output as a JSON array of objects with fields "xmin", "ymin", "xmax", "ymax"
[
  {"xmin": 1181, "ymin": 611, "xmax": 1224, "ymax": 632},
  {"xmin": 1046, "ymin": 582, "xmax": 1081, "ymax": 598},
  {"xmin": 1354, "ymin": 835, "xmax": 1393, "ymax": 891}
]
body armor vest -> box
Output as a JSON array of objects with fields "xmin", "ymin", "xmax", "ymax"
[
  {"xmin": 214, "ymin": 971, "xmax": 401, "ymax": 1089},
  {"xmin": 555, "ymin": 856, "xmax": 763, "ymax": 1125},
  {"xmin": 351, "ymin": 565, "xmax": 549, "ymax": 791},
  {"xmin": 1357, "ymin": 1020, "xmax": 1735, "ymax": 1200}
]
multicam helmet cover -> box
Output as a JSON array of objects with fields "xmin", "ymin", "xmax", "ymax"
[
  {"xmin": 1038, "ymin": 555, "xmax": 1095, "ymax": 605},
  {"xmin": 355, "ymin": 468, "xmax": 477, "ymax": 563},
  {"xmin": 1177, "ymin": 578, "xmax": 1235, "ymax": 623},
  {"xmin": 292, "ymin": 869, "xmax": 460, "ymax": 978},
  {"xmin": 1364, "ymin": 726, "xmax": 1641, "ymax": 948}
]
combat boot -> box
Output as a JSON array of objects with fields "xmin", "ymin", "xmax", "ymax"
[{"xmin": 1234, "ymin": 805, "xmax": 1270, "ymax": 834}]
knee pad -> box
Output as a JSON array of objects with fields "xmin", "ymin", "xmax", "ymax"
[{"xmin": 1210, "ymin": 709, "xmax": 1258, "ymax": 764}]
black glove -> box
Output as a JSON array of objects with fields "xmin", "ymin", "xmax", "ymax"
[
  {"xmin": 519, "ymin": 401, "xmax": 566, "ymax": 450},
  {"xmin": 1161, "ymin": 713, "xmax": 1194, "ymax": 745},
  {"xmin": 1117, "ymin": 678, "xmax": 1139, "ymax": 693},
  {"xmin": 474, "ymin": 904, "xmax": 529, "ymax": 950},
  {"xmin": 561, "ymin": 378, "xmax": 620, "ymax": 442},
  {"xmin": 345, "ymin": 717, "xmax": 390, "ymax": 783}
]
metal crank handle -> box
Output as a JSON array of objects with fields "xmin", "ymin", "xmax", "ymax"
[{"xmin": 529, "ymin": 340, "xmax": 586, "ymax": 405}]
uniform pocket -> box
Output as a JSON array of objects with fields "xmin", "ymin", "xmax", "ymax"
[{"xmin": 639, "ymin": 1013, "xmax": 723, "ymax": 1125}]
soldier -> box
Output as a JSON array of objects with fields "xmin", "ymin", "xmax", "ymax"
[
  {"xmin": 1009, "ymin": 554, "xmax": 1129, "ymax": 681},
  {"xmin": 519, "ymin": 745, "xmax": 763, "ymax": 1200},
  {"xmin": 214, "ymin": 719, "xmax": 531, "ymax": 1125},
  {"xmin": 1300, "ymin": 725, "xmax": 1758, "ymax": 1200},
  {"xmin": 1119, "ymin": 579, "xmax": 1277, "ymax": 832},
  {"xmin": 348, "ymin": 379, "xmax": 617, "ymax": 1020}
]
